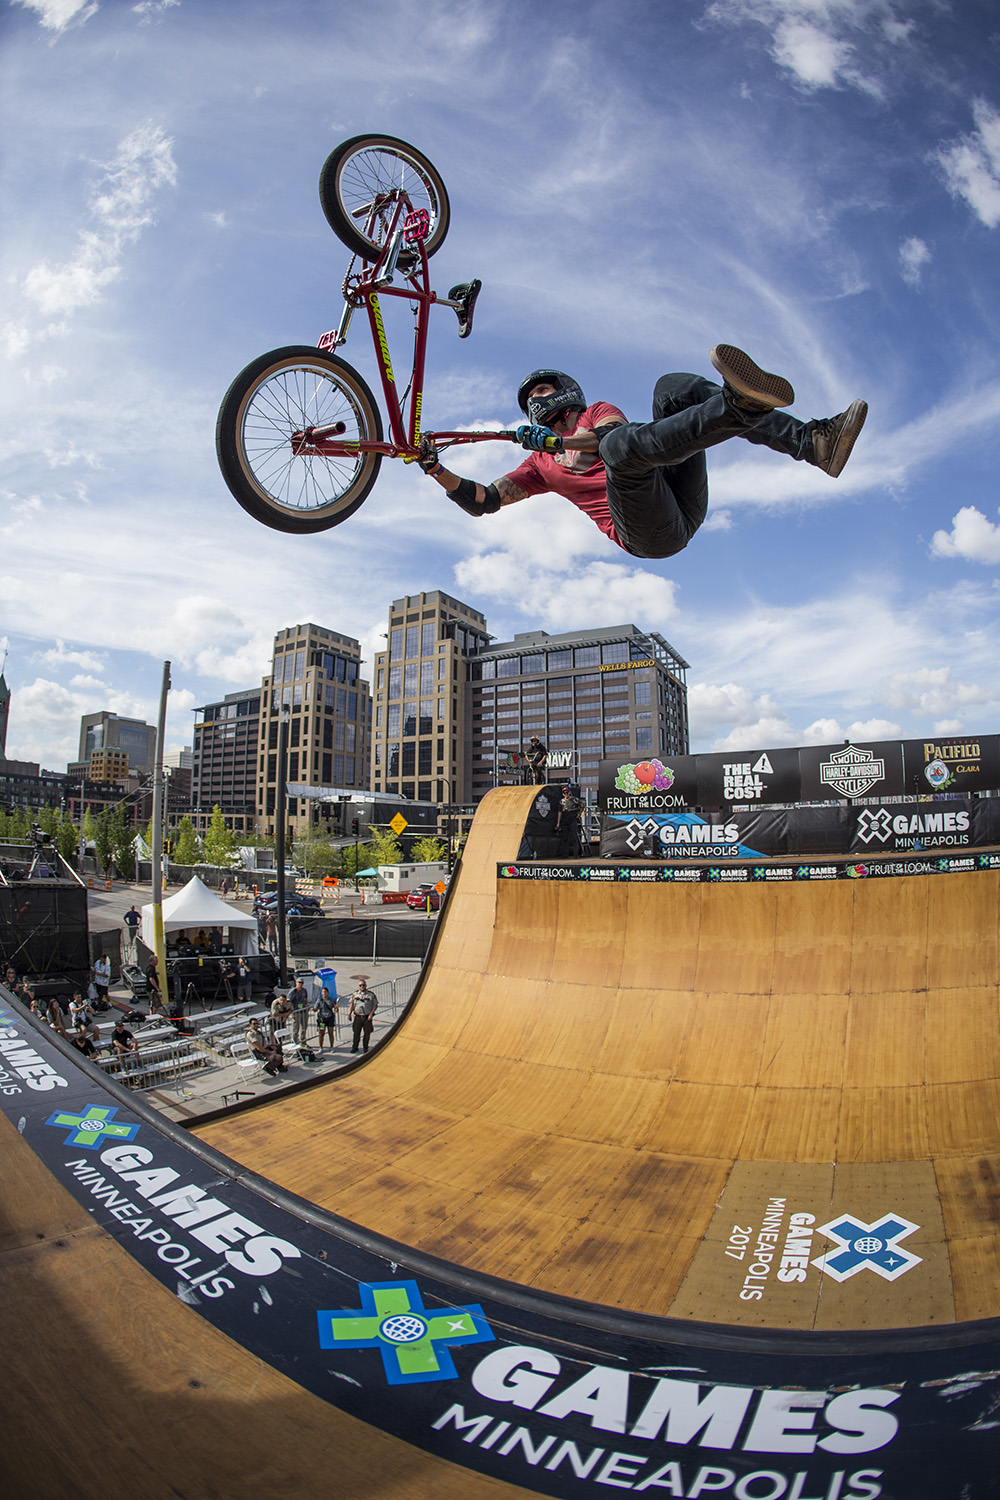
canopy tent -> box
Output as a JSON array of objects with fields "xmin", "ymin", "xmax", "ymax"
[{"xmin": 141, "ymin": 875, "xmax": 258, "ymax": 956}]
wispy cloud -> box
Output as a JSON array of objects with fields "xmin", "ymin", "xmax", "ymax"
[
  {"xmin": 703, "ymin": 0, "xmax": 911, "ymax": 97},
  {"xmin": 935, "ymin": 99, "xmax": 1000, "ymax": 229},
  {"xmin": 899, "ymin": 236, "xmax": 930, "ymax": 287},
  {"xmin": 12, "ymin": 0, "xmax": 98, "ymax": 34}
]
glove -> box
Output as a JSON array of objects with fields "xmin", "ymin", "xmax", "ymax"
[
  {"xmin": 416, "ymin": 436, "xmax": 443, "ymax": 475},
  {"xmin": 516, "ymin": 423, "xmax": 562, "ymax": 453}
]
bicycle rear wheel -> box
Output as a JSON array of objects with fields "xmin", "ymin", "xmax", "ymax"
[
  {"xmin": 216, "ymin": 346, "xmax": 383, "ymax": 534},
  {"xmin": 319, "ymin": 135, "xmax": 450, "ymax": 260}
]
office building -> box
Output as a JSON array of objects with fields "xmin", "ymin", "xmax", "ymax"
[
  {"xmin": 469, "ymin": 624, "xmax": 689, "ymax": 801},
  {"xmin": 75, "ymin": 712, "xmax": 157, "ymax": 775},
  {"xmin": 257, "ymin": 623, "xmax": 372, "ymax": 840},
  {"xmin": 370, "ymin": 591, "xmax": 490, "ymax": 805},
  {"xmin": 191, "ymin": 690, "xmax": 261, "ymax": 836},
  {"xmin": 88, "ymin": 747, "xmax": 130, "ymax": 783}
]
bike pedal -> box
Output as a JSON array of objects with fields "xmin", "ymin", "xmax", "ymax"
[{"xmin": 448, "ymin": 278, "xmax": 482, "ymax": 339}]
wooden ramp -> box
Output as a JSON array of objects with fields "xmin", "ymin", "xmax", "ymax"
[{"xmin": 197, "ymin": 785, "xmax": 1000, "ymax": 1332}]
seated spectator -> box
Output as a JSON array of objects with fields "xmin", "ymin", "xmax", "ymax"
[
  {"xmin": 270, "ymin": 990, "xmax": 292, "ymax": 1037},
  {"xmin": 68, "ymin": 990, "xmax": 92, "ymax": 1032},
  {"xmin": 111, "ymin": 1018, "xmax": 139, "ymax": 1058},
  {"xmin": 70, "ymin": 1024, "xmax": 99, "ymax": 1060},
  {"xmin": 245, "ymin": 1018, "xmax": 286, "ymax": 1077},
  {"xmin": 46, "ymin": 995, "xmax": 68, "ymax": 1038}
]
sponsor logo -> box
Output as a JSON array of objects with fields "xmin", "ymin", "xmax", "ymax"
[
  {"xmin": 812, "ymin": 1214, "xmax": 922, "ymax": 1283},
  {"xmin": 599, "ymin": 658, "xmax": 654, "ymax": 672},
  {"xmin": 368, "ymin": 293, "xmax": 395, "ymax": 383},
  {"xmin": 855, "ymin": 809, "xmax": 894, "ymax": 845},
  {"xmin": 46, "ymin": 1105, "xmax": 141, "ymax": 1149},
  {"xmin": 614, "ymin": 759, "xmax": 675, "ymax": 796},
  {"xmin": 924, "ymin": 758, "xmax": 952, "ymax": 791},
  {"xmin": 819, "ymin": 744, "xmax": 887, "ymax": 798},
  {"xmin": 317, "ymin": 1280, "xmax": 494, "ymax": 1385},
  {"xmin": 721, "ymin": 752, "xmax": 775, "ymax": 803}
]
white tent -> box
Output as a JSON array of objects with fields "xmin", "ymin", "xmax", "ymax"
[{"xmin": 141, "ymin": 875, "xmax": 258, "ymax": 956}]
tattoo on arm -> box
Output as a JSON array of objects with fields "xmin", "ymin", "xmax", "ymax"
[{"xmin": 495, "ymin": 476, "xmax": 529, "ymax": 507}]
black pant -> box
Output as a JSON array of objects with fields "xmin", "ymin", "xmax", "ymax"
[
  {"xmin": 598, "ymin": 373, "xmax": 812, "ymax": 559},
  {"xmin": 351, "ymin": 1015, "xmax": 373, "ymax": 1052}
]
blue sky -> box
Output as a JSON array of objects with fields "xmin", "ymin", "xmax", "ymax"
[{"xmin": 2, "ymin": 0, "xmax": 1000, "ymax": 772}]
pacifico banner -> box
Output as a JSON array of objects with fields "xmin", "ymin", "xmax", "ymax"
[{"xmin": 599, "ymin": 734, "xmax": 1000, "ymax": 814}]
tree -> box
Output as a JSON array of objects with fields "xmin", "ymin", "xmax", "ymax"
[
  {"xmin": 368, "ymin": 825, "xmax": 403, "ymax": 866},
  {"xmin": 82, "ymin": 807, "xmax": 99, "ymax": 848},
  {"xmin": 203, "ymin": 805, "xmax": 238, "ymax": 867},
  {"xmin": 55, "ymin": 813, "xmax": 79, "ymax": 861},
  {"xmin": 94, "ymin": 808, "xmax": 116, "ymax": 876},
  {"xmin": 409, "ymin": 835, "xmax": 447, "ymax": 865},
  {"xmin": 173, "ymin": 816, "xmax": 201, "ymax": 866},
  {"xmin": 110, "ymin": 801, "xmax": 135, "ymax": 880}
]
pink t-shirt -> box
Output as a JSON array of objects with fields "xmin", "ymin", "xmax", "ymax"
[{"xmin": 505, "ymin": 401, "xmax": 627, "ymax": 546}]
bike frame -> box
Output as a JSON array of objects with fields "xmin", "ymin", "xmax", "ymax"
[{"xmin": 292, "ymin": 190, "xmax": 512, "ymax": 461}]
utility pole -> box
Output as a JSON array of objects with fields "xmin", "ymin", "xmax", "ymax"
[
  {"xmin": 275, "ymin": 711, "xmax": 289, "ymax": 986},
  {"xmin": 150, "ymin": 661, "xmax": 171, "ymax": 1008}
]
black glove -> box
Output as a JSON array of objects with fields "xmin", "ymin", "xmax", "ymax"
[{"xmin": 417, "ymin": 436, "xmax": 443, "ymax": 475}]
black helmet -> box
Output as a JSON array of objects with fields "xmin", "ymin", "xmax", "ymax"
[{"xmin": 516, "ymin": 368, "xmax": 586, "ymax": 425}]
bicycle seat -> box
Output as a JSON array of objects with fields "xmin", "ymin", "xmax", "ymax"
[{"xmin": 448, "ymin": 279, "xmax": 482, "ymax": 339}]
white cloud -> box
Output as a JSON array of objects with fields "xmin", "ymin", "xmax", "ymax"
[
  {"xmin": 899, "ymin": 236, "xmax": 930, "ymax": 287},
  {"xmin": 11, "ymin": 0, "xmax": 98, "ymax": 32},
  {"xmin": 880, "ymin": 667, "xmax": 991, "ymax": 717},
  {"xmin": 14, "ymin": 124, "xmax": 176, "ymax": 339},
  {"xmin": 454, "ymin": 551, "xmax": 679, "ymax": 636},
  {"xmin": 39, "ymin": 641, "xmax": 106, "ymax": 673},
  {"xmin": 935, "ymin": 100, "xmax": 1000, "ymax": 230},
  {"xmin": 704, "ymin": 0, "xmax": 904, "ymax": 96},
  {"xmin": 688, "ymin": 682, "xmax": 794, "ymax": 749},
  {"xmin": 930, "ymin": 506, "xmax": 1000, "ymax": 565},
  {"xmin": 132, "ymin": 0, "xmax": 180, "ymax": 22}
]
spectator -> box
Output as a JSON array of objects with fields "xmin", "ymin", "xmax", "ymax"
[
  {"xmin": 265, "ymin": 911, "xmax": 279, "ymax": 955},
  {"xmin": 45, "ymin": 994, "xmax": 68, "ymax": 1038},
  {"xmin": 123, "ymin": 905, "xmax": 141, "ymax": 958},
  {"xmin": 221, "ymin": 876, "xmax": 231, "ymax": 899},
  {"xmin": 68, "ymin": 990, "xmax": 93, "ymax": 1032},
  {"xmin": 70, "ymin": 1024, "xmax": 99, "ymax": 1061},
  {"xmin": 287, "ymin": 977, "xmax": 311, "ymax": 1048},
  {"xmin": 556, "ymin": 785, "xmax": 584, "ymax": 857},
  {"xmin": 348, "ymin": 979, "xmax": 378, "ymax": 1054},
  {"xmin": 315, "ymin": 987, "xmax": 339, "ymax": 1049},
  {"xmin": 93, "ymin": 952, "xmax": 111, "ymax": 1004},
  {"xmin": 145, "ymin": 958, "xmax": 164, "ymax": 1015},
  {"xmin": 269, "ymin": 989, "xmax": 292, "ymax": 1039},
  {"xmin": 245, "ymin": 1018, "xmax": 286, "ymax": 1077},
  {"xmin": 111, "ymin": 1018, "xmax": 139, "ymax": 1059},
  {"xmin": 235, "ymin": 956, "xmax": 252, "ymax": 1002}
]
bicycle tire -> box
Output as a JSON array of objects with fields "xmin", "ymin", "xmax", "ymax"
[
  {"xmin": 216, "ymin": 346, "xmax": 383, "ymax": 534},
  {"xmin": 319, "ymin": 135, "xmax": 450, "ymax": 260}
]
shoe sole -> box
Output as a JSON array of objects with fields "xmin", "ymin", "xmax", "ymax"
[
  {"xmin": 710, "ymin": 345, "xmax": 794, "ymax": 408},
  {"xmin": 822, "ymin": 398, "xmax": 868, "ymax": 478}
]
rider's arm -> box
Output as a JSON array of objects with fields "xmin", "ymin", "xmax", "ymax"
[
  {"xmin": 559, "ymin": 419, "xmax": 627, "ymax": 454},
  {"xmin": 425, "ymin": 465, "xmax": 529, "ymax": 513}
]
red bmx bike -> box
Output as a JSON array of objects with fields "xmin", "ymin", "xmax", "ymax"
[{"xmin": 216, "ymin": 134, "xmax": 516, "ymax": 534}]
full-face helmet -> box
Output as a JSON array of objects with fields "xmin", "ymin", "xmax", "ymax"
[{"xmin": 516, "ymin": 369, "xmax": 586, "ymax": 426}]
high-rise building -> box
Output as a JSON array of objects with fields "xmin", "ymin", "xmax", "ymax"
[
  {"xmin": 256, "ymin": 623, "xmax": 372, "ymax": 839},
  {"xmin": 76, "ymin": 712, "xmax": 157, "ymax": 774},
  {"xmin": 191, "ymin": 690, "xmax": 261, "ymax": 836},
  {"xmin": 88, "ymin": 747, "xmax": 130, "ymax": 783},
  {"xmin": 469, "ymin": 624, "xmax": 689, "ymax": 801},
  {"xmin": 370, "ymin": 591, "xmax": 490, "ymax": 804}
]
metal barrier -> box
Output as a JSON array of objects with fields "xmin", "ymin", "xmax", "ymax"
[{"xmin": 96, "ymin": 1038, "xmax": 211, "ymax": 1091}]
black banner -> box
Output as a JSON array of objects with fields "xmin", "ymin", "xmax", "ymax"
[{"xmin": 599, "ymin": 734, "xmax": 1000, "ymax": 812}]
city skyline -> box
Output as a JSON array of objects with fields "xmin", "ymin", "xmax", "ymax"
[{"xmin": 3, "ymin": 1, "xmax": 1000, "ymax": 771}]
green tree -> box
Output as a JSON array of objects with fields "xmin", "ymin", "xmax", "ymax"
[
  {"xmin": 368, "ymin": 825, "xmax": 403, "ymax": 866},
  {"xmin": 94, "ymin": 807, "xmax": 116, "ymax": 875},
  {"xmin": 111, "ymin": 801, "xmax": 136, "ymax": 880},
  {"xmin": 173, "ymin": 816, "xmax": 201, "ymax": 865},
  {"xmin": 82, "ymin": 807, "xmax": 99, "ymax": 847},
  {"xmin": 55, "ymin": 813, "xmax": 79, "ymax": 861},
  {"xmin": 203, "ymin": 805, "xmax": 238, "ymax": 867},
  {"xmin": 409, "ymin": 835, "xmax": 447, "ymax": 865}
]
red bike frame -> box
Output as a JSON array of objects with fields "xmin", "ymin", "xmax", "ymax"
[{"xmin": 292, "ymin": 192, "xmax": 512, "ymax": 462}]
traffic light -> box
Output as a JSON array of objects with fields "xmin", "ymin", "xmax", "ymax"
[{"xmin": 351, "ymin": 818, "xmax": 360, "ymax": 836}]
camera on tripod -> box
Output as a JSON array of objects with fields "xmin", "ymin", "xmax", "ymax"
[{"xmin": 30, "ymin": 823, "xmax": 51, "ymax": 849}]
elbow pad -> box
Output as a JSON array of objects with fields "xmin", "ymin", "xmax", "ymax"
[{"xmin": 449, "ymin": 478, "xmax": 501, "ymax": 516}]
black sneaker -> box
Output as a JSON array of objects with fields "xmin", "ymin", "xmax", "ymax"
[
  {"xmin": 710, "ymin": 344, "xmax": 794, "ymax": 411},
  {"xmin": 809, "ymin": 399, "xmax": 868, "ymax": 477}
]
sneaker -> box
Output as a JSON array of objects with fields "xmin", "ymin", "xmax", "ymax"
[
  {"xmin": 710, "ymin": 345, "xmax": 794, "ymax": 411},
  {"xmin": 809, "ymin": 399, "xmax": 868, "ymax": 477}
]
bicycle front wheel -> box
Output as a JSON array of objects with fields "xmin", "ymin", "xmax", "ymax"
[
  {"xmin": 216, "ymin": 347, "xmax": 383, "ymax": 534},
  {"xmin": 319, "ymin": 135, "xmax": 450, "ymax": 260}
]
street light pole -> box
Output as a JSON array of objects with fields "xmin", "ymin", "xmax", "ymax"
[{"xmin": 275, "ymin": 711, "xmax": 289, "ymax": 986}]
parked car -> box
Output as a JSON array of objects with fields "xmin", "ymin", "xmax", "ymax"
[
  {"xmin": 405, "ymin": 884, "xmax": 444, "ymax": 911},
  {"xmin": 256, "ymin": 892, "xmax": 322, "ymax": 913}
]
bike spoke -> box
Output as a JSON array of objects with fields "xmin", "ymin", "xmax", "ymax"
[{"xmin": 241, "ymin": 366, "xmax": 365, "ymax": 513}]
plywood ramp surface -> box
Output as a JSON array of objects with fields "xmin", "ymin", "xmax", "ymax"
[{"xmin": 197, "ymin": 786, "xmax": 1000, "ymax": 1331}]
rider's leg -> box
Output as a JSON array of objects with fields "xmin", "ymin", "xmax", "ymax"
[{"xmin": 599, "ymin": 372, "xmax": 771, "ymax": 559}]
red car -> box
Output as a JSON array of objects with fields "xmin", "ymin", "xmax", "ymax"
[{"xmin": 405, "ymin": 884, "xmax": 444, "ymax": 911}]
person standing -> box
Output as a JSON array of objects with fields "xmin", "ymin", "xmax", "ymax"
[
  {"xmin": 123, "ymin": 905, "xmax": 141, "ymax": 959},
  {"xmin": 525, "ymin": 736, "xmax": 548, "ymax": 786},
  {"xmin": 235, "ymin": 956, "xmax": 252, "ymax": 1002},
  {"xmin": 348, "ymin": 979, "xmax": 378, "ymax": 1054},
  {"xmin": 265, "ymin": 911, "xmax": 279, "ymax": 955},
  {"xmin": 556, "ymin": 785, "xmax": 584, "ymax": 857},
  {"xmin": 315, "ymin": 986, "xmax": 339, "ymax": 1049},
  {"xmin": 287, "ymin": 976, "xmax": 311, "ymax": 1048},
  {"xmin": 93, "ymin": 952, "xmax": 111, "ymax": 1005}
]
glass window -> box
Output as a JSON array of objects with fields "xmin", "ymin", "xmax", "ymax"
[
  {"xmin": 335, "ymin": 721, "xmax": 345, "ymax": 750},
  {"xmin": 377, "ymin": 667, "xmax": 384, "ymax": 690},
  {"xmin": 348, "ymin": 691, "xmax": 357, "ymax": 718},
  {"xmin": 336, "ymin": 688, "xmax": 346, "ymax": 713},
  {"xmin": 374, "ymin": 743, "xmax": 382, "ymax": 765},
  {"xmin": 402, "ymin": 743, "xmax": 416, "ymax": 774},
  {"xmin": 601, "ymin": 642, "xmax": 628, "ymax": 664},
  {"xmin": 420, "ymin": 661, "xmax": 434, "ymax": 695},
  {"xmin": 634, "ymin": 680, "xmax": 651, "ymax": 704},
  {"xmin": 498, "ymin": 657, "xmax": 520, "ymax": 677},
  {"xmin": 404, "ymin": 663, "xmax": 418, "ymax": 697},
  {"xmin": 346, "ymin": 757, "xmax": 355, "ymax": 783},
  {"xmin": 421, "ymin": 621, "xmax": 436, "ymax": 656},
  {"xmin": 418, "ymin": 781, "xmax": 432, "ymax": 802},
  {"xmin": 437, "ymin": 697, "xmax": 445, "ymax": 720},
  {"xmin": 388, "ymin": 744, "xmax": 399, "ymax": 777},
  {"xmin": 388, "ymin": 666, "xmax": 401, "ymax": 699},
  {"xmin": 575, "ymin": 646, "xmax": 600, "ymax": 668},
  {"xmin": 294, "ymin": 650, "xmax": 305, "ymax": 679},
  {"xmin": 419, "ymin": 742, "xmax": 432, "ymax": 774},
  {"xmin": 402, "ymin": 782, "xmax": 415, "ymax": 800},
  {"xmin": 547, "ymin": 650, "xmax": 572, "ymax": 670},
  {"xmin": 387, "ymin": 704, "xmax": 400, "ymax": 736},
  {"xmin": 390, "ymin": 629, "xmax": 403, "ymax": 660},
  {"xmin": 405, "ymin": 624, "xmax": 419, "ymax": 658},
  {"xmin": 636, "ymin": 727, "xmax": 654, "ymax": 752},
  {"xmin": 403, "ymin": 704, "xmax": 417, "ymax": 736},
  {"xmin": 334, "ymin": 754, "xmax": 344, "ymax": 781},
  {"xmin": 346, "ymin": 724, "xmax": 356, "ymax": 752},
  {"xmin": 419, "ymin": 700, "xmax": 433, "ymax": 734},
  {"xmin": 480, "ymin": 659, "xmax": 495, "ymax": 679}
]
